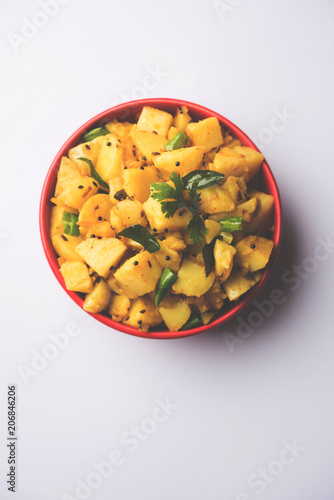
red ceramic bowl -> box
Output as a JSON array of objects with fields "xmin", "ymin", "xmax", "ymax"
[{"xmin": 40, "ymin": 98, "xmax": 282, "ymax": 339}]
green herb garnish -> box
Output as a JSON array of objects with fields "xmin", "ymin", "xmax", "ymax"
[
  {"xmin": 165, "ymin": 132, "xmax": 189, "ymax": 151},
  {"xmin": 62, "ymin": 212, "xmax": 80, "ymax": 237},
  {"xmin": 155, "ymin": 268, "xmax": 178, "ymax": 306},
  {"xmin": 202, "ymin": 238, "xmax": 216, "ymax": 277},
  {"xmin": 78, "ymin": 157, "xmax": 109, "ymax": 191},
  {"xmin": 82, "ymin": 125, "xmax": 109, "ymax": 143},
  {"xmin": 182, "ymin": 170, "xmax": 225, "ymax": 190},
  {"xmin": 151, "ymin": 170, "xmax": 225, "ymax": 244},
  {"xmin": 118, "ymin": 225, "xmax": 161, "ymax": 253},
  {"xmin": 219, "ymin": 217, "xmax": 243, "ymax": 232}
]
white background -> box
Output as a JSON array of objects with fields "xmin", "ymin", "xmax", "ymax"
[{"xmin": 1, "ymin": 0, "xmax": 334, "ymax": 499}]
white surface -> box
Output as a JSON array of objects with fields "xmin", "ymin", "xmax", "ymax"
[{"xmin": 1, "ymin": 0, "xmax": 334, "ymax": 499}]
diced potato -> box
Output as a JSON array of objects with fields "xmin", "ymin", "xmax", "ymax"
[
  {"xmin": 137, "ymin": 106, "xmax": 173, "ymax": 137},
  {"xmin": 50, "ymin": 205, "xmax": 67, "ymax": 237},
  {"xmin": 114, "ymin": 252, "xmax": 162, "ymax": 299},
  {"xmin": 245, "ymin": 191, "xmax": 274, "ymax": 235},
  {"xmin": 122, "ymin": 166, "xmax": 159, "ymax": 203},
  {"xmin": 234, "ymin": 146, "xmax": 264, "ymax": 180},
  {"xmin": 76, "ymin": 238, "xmax": 127, "ymax": 278},
  {"xmin": 107, "ymin": 276, "xmax": 125, "ymax": 295},
  {"xmin": 155, "ymin": 235, "xmax": 186, "ymax": 272},
  {"xmin": 204, "ymin": 219, "xmax": 221, "ymax": 244},
  {"xmin": 57, "ymin": 177, "xmax": 99, "ymax": 211},
  {"xmin": 108, "ymin": 294, "xmax": 131, "ymax": 322},
  {"xmin": 173, "ymin": 106, "xmax": 192, "ymax": 132},
  {"xmin": 159, "ymin": 300, "xmax": 191, "ymax": 331},
  {"xmin": 109, "ymin": 177, "xmax": 125, "ymax": 200},
  {"xmin": 153, "ymin": 146, "xmax": 204, "ymax": 179},
  {"xmin": 211, "ymin": 146, "xmax": 264, "ymax": 182},
  {"xmin": 167, "ymin": 126, "xmax": 179, "ymax": 141},
  {"xmin": 131, "ymin": 125, "xmax": 167, "ymax": 162},
  {"xmin": 111, "ymin": 199, "xmax": 147, "ymax": 228},
  {"xmin": 234, "ymin": 235, "xmax": 274, "ymax": 273},
  {"xmin": 78, "ymin": 194, "xmax": 113, "ymax": 236},
  {"xmin": 220, "ymin": 232, "xmax": 233, "ymax": 244},
  {"xmin": 95, "ymin": 135, "xmax": 124, "ymax": 183},
  {"xmin": 52, "ymin": 234, "xmax": 84, "ymax": 261},
  {"xmin": 201, "ymin": 311, "xmax": 215, "ymax": 325},
  {"xmin": 55, "ymin": 157, "xmax": 83, "ymax": 197},
  {"xmin": 105, "ymin": 120, "xmax": 133, "ymax": 139},
  {"xmin": 185, "ymin": 295, "xmax": 210, "ymax": 313},
  {"xmin": 198, "ymin": 185, "xmax": 235, "ymax": 214},
  {"xmin": 186, "ymin": 117, "xmax": 223, "ymax": 152},
  {"xmin": 204, "ymin": 280, "xmax": 226, "ymax": 310},
  {"xmin": 60, "ymin": 261, "xmax": 93, "ymax": 293},
  {"xmin": 86, "ymin": 222, "xmax": 116, "ymax": 239},
  {"xmin": 68, "ymin": 136, "xmax": 104, "ymax": 173},
  {"xmin": 222, "ymin": 270, "xmax": 257, "ymax": 301},
  {"xmin": 214, "ymin": 239, "xmax": 236, "ymax": 281},
  {"xmin": 223, "ymin": 176, "xmax": 248, "ymax": 204},
  {"xmin": 124, "ymin": 296, "xmax": 162, "ymax": 332},
  {"xmin": 172, "ymin": 259, "xmax": 215, "ymax": 297},
  {"xmin": 83, "ymin": 279, "xmax": 111, "ymax": 313},
  {"xmin": 143, "ymin": 197, "xmax": 192, "ymax": 232},
  {"xmin": 209, "ymin": 197, "xmax": 260, "ymax": 223}
]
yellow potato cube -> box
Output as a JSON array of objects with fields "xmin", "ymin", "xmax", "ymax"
[
  {"xmin": 108, "ymin": 294, "xmax": 131, "ymax": 322},
  {"xmin": 172, "ymin": 259, "xmax": 215, "ymax": 297},
  {"xmin": 143, "ymin": 197, "xmax": 192, "ymax": 232},
  {"xmin": 130, "ymin": 125, "xmax": 167, "ymax": 162},
  {"xmin": 234, "ymin": 235, "xmax": 274, "ymax": 273},
  {"xmin": 204, "ymin": 219, "xmax": 221, "ymax": 244},
  {"xmin": 114, "ymin": 252, "xmax": 162, "ymax": 299},
  {"xmin": 137, "ymin": 106, "xmax": 173, "ymax": 137},
  {"xmin": 198, "ymin": 185, "xmax": 235, "ymax": 214},
  {"xmin": 96, "ymin": 135, "xmax": 124, "ymax": 183},
  {"xmin": 173, "ymin": 106, "xmax": 192, "ymax": 132},
  {"xmin": 124, "ymin": 296, "xmax": 162, "ymax": 332},
  {"xmin": 186, "ymin": 117, "xmax": 224, "ymax": 152},
  {"xmin": 76, "ymin": 238, "xmax": 127, "ymax": 278},
  {"xmin": 222, "ymin": 270, "xmax": 257, "ymax": 301},
  {"xmin": 123, "ymin": 167, "xmax": 159, "ymax": 203},
  {"xmin": 214, "ymin": 239, "xmax": 236, "ymax": 281},
  {"xmin": 159, "ymin": 300, "xmax": 191, "ymax": 331},
  {"xmin": 52, "ymin": 234, "xmax": 84, "ymax": 261},
  {"xmin": 153, "ymin": 146, "xmax": 204, "ymax": 179},
  {"xmin": 83, "ymin": 279, "xmax": 111, "ymax": 313},
  {"xmin": 60, "ymin": 261, "xmax": 93, "ymax": 293},
  {"xmin": 57, "ymin": 177, "xmax": 99, "ymax": 211}
]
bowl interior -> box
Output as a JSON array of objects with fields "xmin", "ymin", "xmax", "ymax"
[{"xmin": 40, "ymin": 98, "xmax": 282, "ymax": 339}]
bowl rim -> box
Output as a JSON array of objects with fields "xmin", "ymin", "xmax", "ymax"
[{"xmin": 39, "ymin": 97, "xmax": 282, "ymax": 339}]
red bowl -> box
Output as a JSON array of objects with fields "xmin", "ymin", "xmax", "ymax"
[{"xmin": 40, "ymin": 98, "xmax": 282, "ymax": 339}]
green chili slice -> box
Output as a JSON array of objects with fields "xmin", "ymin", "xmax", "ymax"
[
  {"xmin": 181, "ymin": 313, "xmax": 202, "ymax": 330},
  {"xmin": 165, "ymin": 132, "xmax": 189, "ymax": 151},
  {"xmin": 155, "ymin": 268, "xmax": 178, "ymax": 306},
  {"xmin": 219, "ymin": 217, "xmax": 243, "ymax": 232},
  {"xmin": 62, "ymin": 212, "xmax": 80, "ymax": 237}
]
